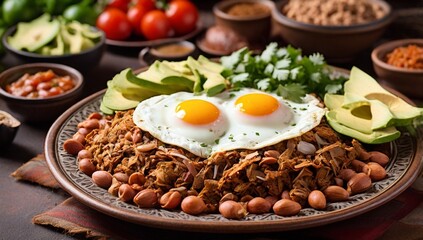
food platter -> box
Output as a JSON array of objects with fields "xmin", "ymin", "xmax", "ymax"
[
  {"xmin": 45, "ymin": 80, "xmax": 423, "ymax": 233},
  {"xmin": 105, "ymin": 22, "xmax": 203, "ymax": 48}
]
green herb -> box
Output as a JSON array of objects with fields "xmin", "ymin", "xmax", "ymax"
[
  {"xmin": 200, "ymin": 143, "xmax": 208, "ymax": 147},
  {"xmin": 220, "ymin": 43, "xmax": 347, "ymax": 102}
]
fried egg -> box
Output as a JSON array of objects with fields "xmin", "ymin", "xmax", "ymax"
[{"xmin": 133, "ymin": 88, "xmax": 325, "ymax": 158}]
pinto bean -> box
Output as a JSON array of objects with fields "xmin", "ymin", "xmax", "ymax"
[
  {"xmin": 368, "ymin": 151, "xmax": 389, "ymax": 167},
  {"xmin": 77, "ymin": 149, "xmax": 92, "ymax": 160},
  {"xmin": 219, "ymin": 200, "xmax": 247, "ymax": 219},
  {"xmin": 118, "ymin": 184, "xmax": 137, "ymax": 202},
  {"xmin": 308, "ymin": 190, "xmax": 326, "ymax": 210},
  {"xmin": 273, "ymin": 199, "xmax": 301, "ymax": 216},
  {"xmin": 92, "ymin": 170, "xmax": 113, "ymax": 189},
  {"xmin": 160, "ymin": 191, "xmax": 182, "ymax": 210},
  {"xmin": 63, "ymin": 139, "xmax": 84, "ymax": 155},
  {"xmin": 133, "ymin": 189, "xmax": 158, "ymax": 208},
  {"xmin": 78, "ymin": 158, "xmax": 96, "ymax": 176},
  {"xmin": 247, "ymin": 197, "xmax": 272, "ymax": 214},
  {"xmin": 181, "ymin": 196, "xmax": 206, "ymax": 215},
  {"xmin": 88, "ymin": 112, "xmax": 102, "ymax": 120}
]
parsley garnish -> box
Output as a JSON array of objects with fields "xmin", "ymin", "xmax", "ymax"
[{"xmin": 220, "ymin": 43, "xmax": 347, "ymax": 102}]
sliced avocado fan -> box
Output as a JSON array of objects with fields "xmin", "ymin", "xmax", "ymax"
[{"xmin": 324, "ymin": 67, "xmax": 423, "ymax": 144}]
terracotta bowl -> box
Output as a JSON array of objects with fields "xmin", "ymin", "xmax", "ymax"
[
  {"xmin": 139, "ymin": 40, "xmax": 197, "ymax": 66},
  {"xmin": 213, "ymin": 0, "xmax": 275, "ymax": 48},
  {"xmin": 272, "ymin": 0, "xmax": 394, "ymax": 63},
  {"xmin": 0, "ymin": 63, "xmax": 84, "ymax": 122},
  {"xmin": 2, "ymin": 25, "xmax": 105, "ymax": 73},
  {"xmin": 371, "ymin": 39, "xmax": 423, "ymax": 99}
]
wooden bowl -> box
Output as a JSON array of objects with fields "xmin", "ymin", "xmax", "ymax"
[
  {"xmin": 0, "ymin": 63, "xmax": 84, "ymax": 122},
  {"xmin": 272, "ymin": 0, "xmax": 394, "ymax": 63},
  {"xmin": 371, "ymin": 38, "xmax": 423, "ymax": 100}
]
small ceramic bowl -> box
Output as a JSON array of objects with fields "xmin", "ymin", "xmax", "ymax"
[
  {"xmin": 213, "ymin": 0, "xmax": 275, "ymax": 48},
  {"xmin": 371, "ymin": 39, "xmax": 423, "ymax": 99},
  {"xmin": 0, "ymin": 63, "xmax": 84, "ymax": 122},
  {"xmin": 139, "ymin": 40, "xmax": 197, "ymax": 65},
  {"xmin": 0, "ymin": 110, "xmax": 20, "ymax": 145},
  {"xmin": 2, "ymin": 25, "xmax": 105, "ymax": 72},
  {"xmin": 272, "ymin": 0, "xmax": 394, "ymax": 63}
]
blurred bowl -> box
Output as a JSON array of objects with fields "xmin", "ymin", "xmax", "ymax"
[
  {"xmin": 0, "ymin": 110, "xmax": 20, "ymax": 145},
  {"xmin": 272, "ymin": 0, "xmax": 394, "ymax": 63},
  {"xmin": 2, "ymin": 25, "xmax": 105, "ymax": 73},
  {"xmin": 139, "ymin": 40, "xmax": 197, "ymax": 65},
  {"xmin": 371, "ymin": 38, "xmax": 423, "ymax": 99},
  {"xmin": 0, "ymin": 63, "xmax": 84, "ymax": 122},
  {"xmin": 213, "ymin": 0, "xmax": 274, "ymax": 48}
]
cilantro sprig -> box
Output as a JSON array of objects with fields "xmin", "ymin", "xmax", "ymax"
[{"xmin": 220, "ymin": 43, "xmax": 347, "ymax": 102}]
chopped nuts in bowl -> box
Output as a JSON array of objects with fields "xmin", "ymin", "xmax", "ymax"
[{"xmin": 272, "ymin": 0, "xmax": 394, "ymax": 63}]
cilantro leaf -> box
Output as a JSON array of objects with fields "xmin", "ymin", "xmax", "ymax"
[
  {"xmin": 277, "ymin": 83, "xmax": 306, "ymax": 102},
  {"xmin": 220, "ymin": 43, "xmax": 347, "ymax": 102}
]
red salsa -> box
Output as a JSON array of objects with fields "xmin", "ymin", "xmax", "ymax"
[{"xmin": 6, "ymin": 70, "xmax": 75, "ymax": 98}]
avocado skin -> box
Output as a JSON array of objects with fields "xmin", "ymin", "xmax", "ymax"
[{"xmin": 325, "ymin": 111, "xmax": 400, "ymax": 144}]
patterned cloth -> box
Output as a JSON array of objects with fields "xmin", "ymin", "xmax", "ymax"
[{"xmin": 12, "ymin": 154, "xmax": 423, "ymax": 240}]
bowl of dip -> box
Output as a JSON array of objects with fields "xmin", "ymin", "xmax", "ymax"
[{"xmin": 139, "ymin": 40, "xmax": 197, "ymax": 65}]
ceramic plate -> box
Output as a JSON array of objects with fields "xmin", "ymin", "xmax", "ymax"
[
  {"xmin": 45, "ymin": 79, "xmax": 423, "ymax": 233},
  {"xmin": 105, "ymin": 22, "xmax": 202, "ymax": 48}
]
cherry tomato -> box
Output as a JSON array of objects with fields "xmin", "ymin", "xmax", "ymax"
[
  {"xmin": 165, "ymin": 1, "xmax": 198, "ymax": 36},
  {"xmin": 97, "ymin": 8, "xmax": 132, "ymax": 40},
  {"xmin": 134, "ymin": 0, "xmax": 155, "ymax": 11},
  {"xmin": 127, "ymin": 5, "xmax": 149, "ymax": 36},
  {"xmin": 141, "ymin": 10, "xmax": 173, "ymax": 40},
  {"xmin": 107, "ymin": 0, "xmax": 131, "ymax": 12}
]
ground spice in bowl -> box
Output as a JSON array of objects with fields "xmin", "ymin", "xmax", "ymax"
[
  {"xmin": 226, "ymin": 2, "xmax": 270, "ymax": 17},
  {"xmin": 385, "ymin": 44, "xmax": 423, "ymax": 70}
]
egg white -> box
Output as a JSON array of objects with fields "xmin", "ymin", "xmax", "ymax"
[
  {"xmin": 133, "ymin": 92, "xmax": 229, "ymax": 157},
  {"xmin": 133, "ymin": 89, "xmax": 326, "ymax": 158}
]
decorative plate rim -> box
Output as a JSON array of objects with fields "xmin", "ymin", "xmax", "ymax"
[{"xmin": 44, "ymin": 71, "xmax": 423, "ymax": 233}]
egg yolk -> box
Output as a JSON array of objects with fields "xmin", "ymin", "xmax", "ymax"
[
  {"xmin": 235, "ymin": 93, "xmax": 280, "ymax": 116},
  {"xmin": 175, "ymin": 99, "xmax": 220, "ymax": 125}
]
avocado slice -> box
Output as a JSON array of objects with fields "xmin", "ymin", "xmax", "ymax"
[
  {"xmin": 49, "ymin": 32, "xmax": 65, "ymax": 55},
  {"xmin": 110, "ymin": 68, "xmax": 158, "ymax": 100},
  {"xmin": 342, "ymin": 93, "xmax": 394, "ymax": 130},
  {"xmin": 8, "ymin": 14, "xmax": 60, "ymax": 52},
  {"xmin": 128, "ymin": 61, "xmax": 191, "ymax": 94},
  {"xmin": 197, "ymin": 55, "xmax": 225, "ymax": 74},
  {"xmin": 100, "ymin": 101, "xmax": 115, "ymax": 115},
  {"xmin": 102, "ymin": 81, "xmax": 141, "ymax": 111},
  {"xmin": 326, "ymin": 111, "xmax": 401, "ymax": 144},
  {"xmin": 344, "ymin": 67, "xmax": 423, "ymax": 124},
  {"xmin": 325, "ymin": 94, "xmax": 394, "ymax": 134},
  {"xmin": 159, "ymin": 61, "xmax": 198, "ymax": 91},
  {"xmin": 186, "ymin": 56, "xmax": 228, "ymax": 96}
]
